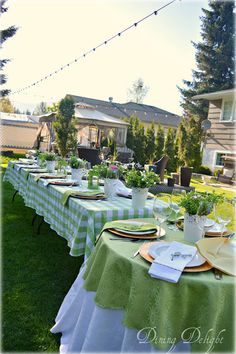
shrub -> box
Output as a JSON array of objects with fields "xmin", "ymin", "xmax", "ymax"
[{"xmin": 195, "ymin": 165, "xmax": 212, "ymax": 175}]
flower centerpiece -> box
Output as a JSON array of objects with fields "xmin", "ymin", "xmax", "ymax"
[
  {"xmin": 179, "ymin": 191, "xmax": 217, "ymax": 243},
  {"xmin": 98, "ymin": 163, "xmax": 124, "ymax": 199},
  {"xmin": 125, "ymin": 169, "xmax": 159, "ymax": 208},
  {"xmin": 69, "ymin": 156, "xmax": 87, "ymax": 184},
  {"xmin": 44, "ymin": 152, "xmax": 57, "ymax": 172}
]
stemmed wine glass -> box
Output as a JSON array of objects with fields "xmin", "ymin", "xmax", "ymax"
[
  {"xmin": 168, "ymin": 189, "xmax": 186, "ymax": 230},
  {"xmin": 153, "ymin": 196, "xmax": 171, "ymax": 237},
  {"xmin": 214, "ymin": 199, "xmax": 232, "ymax": 236}
]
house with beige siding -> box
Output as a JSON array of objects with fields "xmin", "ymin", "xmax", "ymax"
[
  {"xmin": 0, "ymin": 112, "xmax": 39, "ymax": 154},
  {"xmin": 193, "ymin": 89, "xmax": 235, "ymax": 171}
]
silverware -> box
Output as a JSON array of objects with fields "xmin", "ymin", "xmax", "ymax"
[
  {"xmin": 226, "ymin": 232, "xmax": 235, "ymax": 239},
  {"xmin": 214, "ymin": 268, "xmax": 223, "ymax": 280},
  {"xmin": 131, "ymin": 250, "xmax": 139, "ymax": 258},
  {"xmin": 109, "ymin": 237, "xmax": 139, "ymax": 242}
]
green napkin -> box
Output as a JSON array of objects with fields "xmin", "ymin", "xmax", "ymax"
[
  {"xmin": 34, "ymin": 174, "xmax": 65, "ymax": 182},
  {"xmin": 24, "ymin": 169, "xmax": 47, "ymax": 180},
  {"xmin": 61, "ymin": 189, "xmax": 104, "ymax": 206},
  {"xmin": 96, "ymin": 220, "xmax": 158, "ymax": 244}
]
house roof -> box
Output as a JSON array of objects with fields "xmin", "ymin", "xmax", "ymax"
[
  {"xmin": 69, "ymin": 94, "xmax": 181, "ymax": 128},
  {"xmin": 193, "ymin": 89, "xmax": 235, "ymax": 101},
  {"xmin": 0, "ymin": 112, "xmax": 39, "ymax": 124}
]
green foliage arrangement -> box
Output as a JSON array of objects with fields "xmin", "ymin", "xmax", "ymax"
[
  {"xmin": 69, "ymin": 156, "xmax": 86, "ymax": 169},
  {"xmin": 93, "ymin": 163, "xmax": 125, "ymax": 179},
  {"xmin": 179, "ymin": 191, "xmax": 223, "ymax": 216},
  {"xmin": 43, "ymin": 152, "xmax": 56, "ymax": 161},
  {"xmin": 125, "ymin": 169, "xmax": 159, "ymax": 188}
]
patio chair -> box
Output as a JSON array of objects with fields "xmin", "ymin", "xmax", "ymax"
[
  {"xmin": 154, "ymin": 155, "xmax": 169, "ymax": 182},
  {"xmin": 217, "ymin": 168, "xmax": 235, "ymax": 185}
]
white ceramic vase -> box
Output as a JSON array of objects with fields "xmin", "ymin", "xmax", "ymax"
[
  {"xmin": 71, "ymin": 168, "xmax": 85, "ymax": 185},
  {"xmin": 184, "ymin": 213, "xmax": 206, "ymax": 243},
  {"xmin": 104, "ymin": 178, "xmax": 118, "ymax": 199},
  {"xmin": 132, "ymin": 187, "xmax": 149, "ymax": 209},
  {"xmin": 46, "ymin": 160, "xmax": 56, "ymax": 172}
]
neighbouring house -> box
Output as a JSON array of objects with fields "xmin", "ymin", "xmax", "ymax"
[
  {"xmin": 0, "ymin": 112, "xmax": 39, "ymax": 154},
  {"xmin": 193, "ymin": 88, "xmax": 235, "ymax": 172},
  {"xmin": 69, "ymin": 94, "xmax": 181, "ymax": 132}
]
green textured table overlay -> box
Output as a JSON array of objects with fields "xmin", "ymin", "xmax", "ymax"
[{"xmin": 83, "ymin": 220, "xmax": 234, "ymax": 353}]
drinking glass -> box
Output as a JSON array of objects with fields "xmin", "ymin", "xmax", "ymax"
[
  {"xmin": 214, "ymin": 200, "xmax": 232, "ymax": 236},
  {"xmin": 168, "ymin": 189, "xmax": 186, "ymax": 230},
  {"xmin": 153, "ymin": 196, "xmax": 171, "ymax": 237}
]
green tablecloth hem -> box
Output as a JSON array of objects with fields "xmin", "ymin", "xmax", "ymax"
[{"xmin": 83, "ymin": 231, "xmax": 234, "ymax": 353}]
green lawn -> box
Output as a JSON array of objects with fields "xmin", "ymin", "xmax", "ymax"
[{"xmin": 2, "ymin": 169, "xmax": 83, "ymax": 352}]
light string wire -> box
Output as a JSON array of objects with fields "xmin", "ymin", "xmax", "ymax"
[{"xmin": 9, "ymin": 0, "xmax": 178, "ymax": 96}]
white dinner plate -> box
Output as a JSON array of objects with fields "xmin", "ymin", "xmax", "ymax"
[
  {"xmin": 148, "ymin": 243, "xmax": 206, "ymax": 267},
  {"xmin": 204, "ymin": 218, "xmax": 215, "ymax": 228},
  {"xmin": 206, "ymin": 223, "xmax": 227, "ymax": 233}
]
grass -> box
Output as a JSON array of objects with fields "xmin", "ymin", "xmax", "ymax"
[{"xmin": 2, "ymin": 168, "xmax": 83, "ymax": 352}]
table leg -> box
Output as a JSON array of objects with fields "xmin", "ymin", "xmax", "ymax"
[{"xmin": 12, "ymin": 190, "xmax": 18, "ymax": 202}]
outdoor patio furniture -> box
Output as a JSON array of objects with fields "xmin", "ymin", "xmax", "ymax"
[
  {"xmin": 149, "ymin": 183, "xmax": 195, "ymax": 195},
  {"xmin": 154, "ymin": 155, "xmax": 169, "ymax": 181},
  {"xmin": 78, "ymin": 146, "xmax": 101, "ymax": 166},
  {"xmin": 217, "ymin": 155, "xmax": 235, "ymax": 185},
  {"xmin": 180, "ymin": 166, "xmax": 193, "ymax": 187}
]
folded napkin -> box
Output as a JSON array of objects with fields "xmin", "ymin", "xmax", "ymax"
[
  {"xmin": 24, "ymin": 169, "xmax": 47, "ymax": 179},
  {"xmin": 96, "ymin": 220, "xmax": 158, "ymax": 244},
  {"xmin": 115, "ymin": 180, "xmax": 132, "ymax": 197},
  {"xmin": 196, "ymin": 237, "xmax": 236, "ymax": 276},
  {"xmin": 148, "ymin": 241, "xmax": 197, "ymax": 283},
  {"xmin": 61, "ymin": 189, "xmax": 104, "ymax": 206}
]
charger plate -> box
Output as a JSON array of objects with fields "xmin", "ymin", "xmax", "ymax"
[
  {"xmin": 39, "ymin": 175, "xmax": 66, "ymax": 179},
  {"xmin": 72, "ymin": 194, "xmax": 106, "ymax": 200},
  {"xmin": 48, "ymin": 181, "xmax": 79, "ymax": 186},
  {"xmin": 108, "ymin": 227, "xmax": 165, "ymax": 239},
  {"xmin": 139, "ymin": 241, "xmax": 212, "ymax": 272}
]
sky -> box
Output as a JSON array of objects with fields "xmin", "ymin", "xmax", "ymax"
[{"xmin": 1, "ymin": 0, "xmax": 209, "ymax": 115}]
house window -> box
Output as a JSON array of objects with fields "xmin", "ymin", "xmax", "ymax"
[
  {"xmin": 215, "ymin": 153, "xmax": 225, "ymax": 166},
  {"xmin": 220, "ymin": 100, "xmax": 236, "ymax": 122}
]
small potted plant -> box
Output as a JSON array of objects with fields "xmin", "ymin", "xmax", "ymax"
[
  {"xmin": 69, "ymin": 156, "xmax": 87, "ymax": 184},
  {"xmin": 44, "ymin": 152, "xmax": 57, "ymax": 172},
  {"xmin": 125, "ymin": 169, "xmax": 159, "ymax": 208},
  {"xmin": 98, "ymin": 163, "xmax": 124, "ymax": 199},
  {"xmin": 180, "ymin": 191, "xmax": 216, "ymax": 243}
]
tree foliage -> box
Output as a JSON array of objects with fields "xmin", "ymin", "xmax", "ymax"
[
  {"xmin": 0, "ymin": 96, "xmax": 14, "ymax": 112},
  {"xmin": 163, "ymin": 128, "xmax": 176, "ymax": 172},
  {"xmin": 145, "ymin": 122, "xmax": 156, "ymax": 163},
  {"xmin": 155, "ymin": 124, "xmax": 165, "ymax": 160},
  {"xmin": 178, "ymin": 1, "xmax": 235, "ymax": 120},
  {"xmin": 33, "ymin": 101, "xmax": 48, "ymax": 115},
  {"xmin": 0, "ymin": 0, "xmax": 18, "ymax": 96},
  {"xmin": 53, "ymin": 96, "xmax": 77, "ymax": 157},
  {"xmin": 127, "ymin": 78, "xmax": 149, "ymax": 103}
]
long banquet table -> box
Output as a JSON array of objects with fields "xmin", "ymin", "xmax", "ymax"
[
  {"xmin": 4, "ymin": 161, "xmax": 156, "ymax": 257},
  {"xmin": 51, "ymin": 221, "xmax": 234, "ymax": 353}
]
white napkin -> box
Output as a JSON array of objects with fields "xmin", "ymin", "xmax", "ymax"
[
  {"xmin": 148, "ymin": 241, "xmax": 197, "ymax": 283},
  {"xmin": 115, "ymin": 180, "xmax": 132, "ymax": 197}
]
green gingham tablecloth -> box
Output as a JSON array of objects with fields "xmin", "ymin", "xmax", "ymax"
[
  {"xmin": 3, "ymin": 161, "xmax": 33, "ymax": 201},
  {"xmin": 3, "ymin": 161, "xmax": 157, "ymax": 258}
]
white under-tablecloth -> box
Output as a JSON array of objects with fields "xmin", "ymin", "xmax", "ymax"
[{"xmin": 51, "ymin": 264, "xmax": 190, "ymax": 353}]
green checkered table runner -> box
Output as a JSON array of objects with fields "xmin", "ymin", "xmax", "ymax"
[{"xmin": 4, "ymin": 161, "xmax": 157, "ymax": 258}]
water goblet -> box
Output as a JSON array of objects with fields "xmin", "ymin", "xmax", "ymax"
[
  {"xmin": 214, "ymin": 200, "xmax": 232, "ymax": 236},
  {"xmin": 153, "ymin": 196, "xmax": 171, "ymax": 237}
]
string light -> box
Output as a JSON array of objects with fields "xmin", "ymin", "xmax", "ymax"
[{"xmin": 9, "ymin": 0, "xmax": 178, "ymax": 96}]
